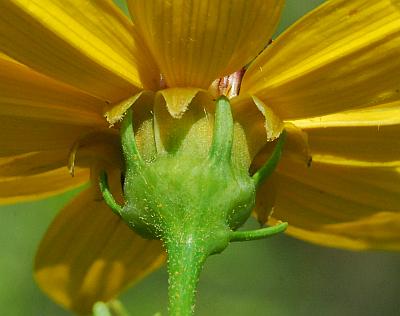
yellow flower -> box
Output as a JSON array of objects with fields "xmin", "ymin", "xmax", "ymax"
[{"xmin": 0, "ymin": 0, "xmax": 399, "ymax": 314}]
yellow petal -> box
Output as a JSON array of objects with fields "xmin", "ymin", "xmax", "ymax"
[
  {"xmin": 0, "ymin": 53, "xmax": 113, "ymax": 156},
  {"xmin": 34, "ymin": 186, "xmax": 165, "ymax": 315},
  {"xmin": 282, "ymin": 123, "xmax": 312, "ymax": 165},
  {"xmin": 0, "ymin": 51, "xmax": 16, "ymax": 63},
  {"xmin": 292, "ymin": 101, "xmax": 400, "ymax": 163},
  {"xmin": 0, "ymin": 115, "xmax": 97, "ymax": 156},
  {"xmin": 0, "ymin": 53, "xmax": 105, "ymax": 126},
  {"xmin": 242, "ymin": 0, "xmax": 400, "ymax": 119},
  {"xmin": 251, "ymin": 123, "xmax": 312, "ymax": 178},
  {"xmin": 231, "ymin": 95, "xmax": 284, "ymax": 159},
  {"xmin": 68, "ymin": 130, "xmax": 122, "ymax": 177},
  {"xmin": 272, "ymin": 213, "xmax": 400, "ymax": 251},
  {"xmin": 104, "ymin": 91, "xmax": 155, "ymax": 125},
  {"xmin": 253, "ymin": 173, "xmax": 278, "ymax": 225},
  {"xmin": 293, "ymin": 100, "xmax": 400, "ymax": 129},
  {"xmin": 0, "ymin": 166, "xmax": 88, "ymax": 205},
  {"xmin": 128, "ymin": 0, "xmax": 284, "ymax": 88},
  {"xmin": 250, "ymin": 96, "xmax": 284, "ymax": 141},
  {"xmin": 0, "ymin": 150, "xmax": 68, "ymax": 177},
  {"xmin": 157, "ymin": 88, "xmax": 210, "ymax": 118},
  {"xmin": 0, "ymin": 0, "xmax": 159, "ymax": 101},
  {"xmin": 261, "ymin": 158, "xmax": 400, "ymax": 250}
]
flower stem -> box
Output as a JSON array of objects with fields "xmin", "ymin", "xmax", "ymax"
[{"xmin": 166, "ymin": 237, "xmax": 208, "ymax": 316}]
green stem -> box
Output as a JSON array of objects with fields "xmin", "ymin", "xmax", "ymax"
[{"xmin": 166, "ymin": 237, "xmax": 208, "ymax": 316}]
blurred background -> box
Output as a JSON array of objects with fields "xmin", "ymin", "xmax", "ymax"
[{"xmin": 1, "ymin": 1, "xmax": 399, "ymax": 315}]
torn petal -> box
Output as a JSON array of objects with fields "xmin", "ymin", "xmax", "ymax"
[
  {"xmin": 68, "ymin": 130, "xmax": 121, "ymax": 177},
  {"xmin": 252, "ymin": 95, "xmax": 284, "ymax": 141},
  {"xmin": 231, "ymin": 95, "xmax": 284, "ymax": 161},
  {"xmin": 104, "ymin": 91, "xmax": 154, "ymax": 125}
]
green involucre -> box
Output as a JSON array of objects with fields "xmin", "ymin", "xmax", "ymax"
[{"xmin": 99, "ymin": 96, "xmax": 287, "ymax": 315}]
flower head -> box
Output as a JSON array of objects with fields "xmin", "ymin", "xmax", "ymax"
[{"xmin": 0, "ymin": 0, "xmax": 399, "ymax": 314}]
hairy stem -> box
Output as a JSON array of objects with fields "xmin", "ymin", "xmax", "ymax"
[{"xmin": 166, "ymin": 237, "xmax": 208, "ymax": 316}]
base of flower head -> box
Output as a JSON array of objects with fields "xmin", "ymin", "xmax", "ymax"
[
  {"xmin": 99, "ymin": 96, "xmax": 287, "ymax": 315},
  {"xmin": 99, "ymin": 96, "xmax": 287, "ymax": 243}
]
